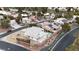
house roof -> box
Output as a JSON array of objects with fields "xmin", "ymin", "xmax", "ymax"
[
  {"xmin": 0, "ymin": 11, "xmax": 11, "ymax": 15},
  {"xmin": 23, "ymin": 27, "xmax": 51, "ymax": 43},
  {"xmin": 21, "ymin": 14, "xmax": 28, "ymax": 16},
  {"xmin": 44, "ymin": 13, "xmax": 50, "ymax": 16},
  {"xmin": 54, "ymin": 18, "xmax": 67, "ymax": 24}
]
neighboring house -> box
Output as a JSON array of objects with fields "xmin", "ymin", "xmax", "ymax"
[
  {"xmin": 0, "ymin": 11, "xmax": 11, "ymax": 15},
  {"xmin": 21, "ymin": 14, "xmax": 37, "ymax": 24},
  {"xmin": 21, "ymin": 13, "xmax": 28, "ymax": 17},
  {"xmin": 39, "ymin": 21, "xmax": 62, "ymax": 33},
  {"xmin": 51, "ymin": 13, "xmax": 55, "ymax": 19},
  {"xmin": 68, "ymin": 15, "xmax": 79, "ymax": 23},
  {"xmin": 58, "ymin": 7, "xmax": 67, "ymax": 11},
  {"xmin": 0, "ymin": 15, "xmax": 4, "ymax": 19},
  {"xmin": 9, "ymin": 8, "xmax": 18, "ymax": 12},
  {"xmin": 54, "ymin": 18, "xmax": 68, "ymax": 25},
  {"xmin": 21, "ymin": 13, "xmax": 30, "ymax": 24},
  {"xmin": 44, "ymin": 13, "xmax": 51, "ymax": 20},
  {"xmin": 10, "ymin": 12, "xmax": 19, "ymax": 18},
  {"xmin": 22, "ymin": 17, "xmax": 30, "ymax": 24},
  {"xmin": 9, "ymin": 20, "xmax": 22, "ymax": 30}
]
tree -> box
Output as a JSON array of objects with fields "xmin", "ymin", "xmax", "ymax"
[
  {"xmin": 32, "ymin": 12, "xmax": 36, "ymax": 16},
  {"xmin": 25, "ymin": 7, "xmax": 48, "ymax": 14},
  {"xmin": 41, "ymin": 7, "xmax": 48, "ymax": 14},
  {"xmin": 16, "ymin": 13, "xmax": 22, "ymax": 24},
  {"xmin": 62, "ymin": 23, "xmax": 71, "ymax": 31},
  {"xmin": 66, "ymin": 7, "xmax": 73, "ymax": 12},
  {"xmin": 64, "ymin": 13, "xmax": 73, "ymax": 20},
  {"xmin": 15, "ymin": 7, "xmax": 25, "ymax": 13},
  {"xmin": 13, "ymin": 7, "xmax": 25, "ymax": 24},
  {"xmin": 54, "ymin": 13, "xmax": 62, "ymax": 19},
  {"xmin": 38, "ymin": 7, "xmax": 48, "ymax": 13},
  {"xmin": 55, "ymin": 8, "xmax": 59, "ymax": 13},
  {"xmin": 25, "ymin": 7, "xmax": 38, "ymax": 11},
  {"xmin": 64, "ymin": 7, "xmax": 73, "ymax": 19},
  {"xmin": 0, "ymin": 16, "xmax": 10, "ymax": 28},
  {"xmin": 75, "ymin": 17, "xmax": 79, "ymax": 24}
]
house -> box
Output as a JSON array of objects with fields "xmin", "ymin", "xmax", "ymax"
[
  {"xmin": 51, "ymin": 13, "xmax": 55, "ymax": 19},
  {"xmin": 9, "ymin": 8, "xmax": 18, "ymax": 12},
  {"xmin": 39, "ymin": 21, "xmax": 62, "ymax": 33},
  {"xmin": 21, "ymin": 13, "xmax": 37, "ymax": 24},
  {"xmin": 0, "ymin": 14, "xmax": 4, "ymax": 19},
  {"xmin": 22, "ymin": 17, "xmax": 30, "ymax": 24},
  {"xmin": 21, "ymin": 13, "xmax": 28, "ymax": 17},
  {"xmin": 1, "ymin": 26, "xmax": 53, "ymax": 50},
  {"xmin": 54, "ymin": 18, "xmax": 68, "ymax": 25},
  {"xmin": 9, "ymin": 20, "xmax": 22, "ymax": 30},
  {"xmin": 67, "ymin": 15, "xmax": 79, "ymax": 23},
  {"xmin": 58, "ymin": 7, "xmax": 67, "ymax": 11},
  {"xmin": 23, "ymin": 27, "xmax": 52, "ymax": 44},
  {"xmin": 44, "ymin": 13, "xmax": 51, "ymax": 20},
  {"xmin": 0, "ymin": 11, "xmax": 11, "ymax": 15},
  {"xmin": 11, "ymin": 12, "xmax": 19, "ymax": 18}
]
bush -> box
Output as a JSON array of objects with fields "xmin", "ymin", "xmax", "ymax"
[
  {"xmin": 0, "ymin": 19, "xmax": 10, "ymax": 28},
  {"xmin": 62, "ymin": 23, "xmax": 71, "ymax": 31},
  {"xmin": 41, "ymin": 7, "xmax": 48, "ymax": 14},
  {"xmin": 37, "ymin": 12, "xmax": 42, "ymax": 17},
  {"xmin": 64, "ymin": 13, "xmax": 73, "ymax": 20},
  {"xmin": 55, "ymin": 8, "xmax": 59, "ymax": 13},
  {"xmin": 75, "ymin": 17, "xmax": 79, "ymax": 24},
  {"xmin": 16, "ymin": 13, "xmax": 22, "ymax": 24},
  {"xmin": 54, "ymin": 14, "xmax": 62, "ymax": 19},
  {"xmin": 32, "ymin": 12, "xmax": 36, "ymax": 16}
]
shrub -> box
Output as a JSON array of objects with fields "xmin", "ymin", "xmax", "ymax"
[
  {"xmin": 62, "ymin": 23, "xmax": 71, "ymax": 31},
  {"xmin": 0, "ymin": 16, "xmax": 10, "ymax": 28},
  {"xmin": 75, "ymin": 17, "xmax": 79, "ymax": 24},
  {"xmin": 64, "ymin": 13, "xmax": 73, "ymax": 20}
]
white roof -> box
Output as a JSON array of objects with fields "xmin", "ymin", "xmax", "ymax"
[
  {"xmin": 51, "ymin": 13, "xmax": 55, "ymax": 16},
  {"xmin": 10, "ymin": 20, "xmax": 22, "ymax": 29},
  {"xmin": 0, "ymin": 15, "xmax": 4, "ymax": 19},
  {"xmin": 54, "ymin": 18, "xmax": 67, "ymax": 24},
  {"xmin": 11, "ymin": 13, "xmax": 19, "ymax": 18},
  {"xmin": 21, "ymin": 14, "xmax": 28, "ymax": 16},
  {"xmin": 73, "ymin": 15, "xmax": 79, "ymax": 19},
  {"xmin": 9, "ymin": 8, "xmax": 18, "ymax": 12},
  {"xmin": 56, "ymin": 18, "xmax": 67, "ymax": 21},
  {"xmin": 0, "ymin": 11, "xmax": 11, "ymax": 15},
  {"xmin": 22, "ymin": 17, "xmax": 31, "ymax": 24},
  {"xmin": 58, "ymin": 7, "xmax": 67, "ymax": 11},
  {"xmin": 44, "ymin": 13, "xmax": 49, "ymax": 15},
  {"xmin": 24, "ymin": 27, "xmax": 51, "ymax": 43},
  {"xmin": 51, "ymin": 23, "xmax": 60, "ymax": 29},
  {"xmin": 48, "ymin": 7, "xmax": 52, "ymax": 9}
]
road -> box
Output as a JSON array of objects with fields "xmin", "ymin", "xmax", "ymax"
[
  {"xmin": 0, "ymin": 41, "xmax": 29, "ymax": 51},
  {"xmin": 0, "ymin": 27, "xmax": 29, "ymax": 51},
  {"xmin": 41, "ymin": 31, "xmax": 66, "ymax": 51},
  {"xmin": 0, "ymin": 27, "xmax": 27, "ymax": 38},
  {"xmin": 51, "ymin": 27, "xmax": 79, "ymax": 51}
]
